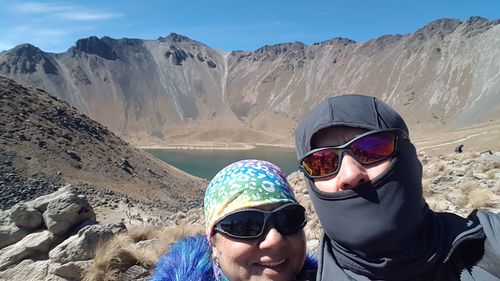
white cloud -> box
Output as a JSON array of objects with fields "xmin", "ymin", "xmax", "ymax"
[
  {"xmin": 57, "ymin": 11, "xmax": 123, "ymax": 21},
  {"xmin": 7, "ymin": 2, "xmax": 122, "ymax": 21},
  {"xmin": 8, "ymin": 2, "xmax": 76, "ymax": 13}
]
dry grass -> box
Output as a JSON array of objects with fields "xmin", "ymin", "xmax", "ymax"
[
  {"xmin": 454, "ymin": 181, "xmax": 496, "ymax": 210},
  {"xmin": 422, "ymin": 178, "xmax": 433, "ymax": 197},
  {"xmin": 475, "ymin": 161, "xmax": 492, "ymax": 173},
  {"xmin": 423, "ymin": 161, "xmax": 448, "ymax": 178},
  {"xmin": 457, "ymin": 151, "xmax": 477, "ymax": 161},
  {"xmin": 485, "ymin": 169, "xmax": 497, "ymax": 179},
  {"xmin": 455, "ymin": 181, "xmax": 476, "ymax": 209},
  {"xmin": 469, "ymin": 189, "xmax": 494, "ymax": 209},
  {"xmin": 426, "ymin": 197, "xmax": 449, "ymax": 212},
  {"xmin": 82, "ymin": 224, "xmax": 204, "ymax": 281},
  {"xmin": 81, "ymin": 234, "xmax": 134, "ymax": 281}
]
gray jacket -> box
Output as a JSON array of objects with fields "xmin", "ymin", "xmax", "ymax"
[{"xmin": 315, "ymin": 210, "xmax": 500, "ymax": 281}]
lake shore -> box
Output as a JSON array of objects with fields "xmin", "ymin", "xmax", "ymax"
[{"xmin": 138, "ymin": 142, "xmax": 295, "ymax": 150}]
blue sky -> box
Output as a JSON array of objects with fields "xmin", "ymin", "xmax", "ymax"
[{"xmin": 1, "ymin": 0, "xmax": 499, "ymax": 53}]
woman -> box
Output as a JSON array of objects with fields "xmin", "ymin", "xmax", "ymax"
[{"xmin": 151, "ymin": 159, "xmax": 316, "ymax": 281}]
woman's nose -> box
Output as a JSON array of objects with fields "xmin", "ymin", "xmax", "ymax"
[
  {"xmin": 335, "ymin": 153, "xmax": 369, "ymax": 191},
  {"xmin": 259, "ymin": 227, "xmax": 286, "ymax": 250}
]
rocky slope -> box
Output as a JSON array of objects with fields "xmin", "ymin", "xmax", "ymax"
[
  {"xmin": 0, "ymin": 76, "xmax": 207, "ymax": 216},
  {"xmin": 1, "ymin": 17, "xmax": 499, "ymax": 146}
]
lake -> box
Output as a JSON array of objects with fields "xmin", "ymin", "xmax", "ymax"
[{"xmin": 144, "ymin": 146, "xmax": 299, "ymax": 180}]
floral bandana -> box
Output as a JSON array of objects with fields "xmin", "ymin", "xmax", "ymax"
[{"xmin": 204, "ymin": 159, "xmax": 297, "ymax": 240}]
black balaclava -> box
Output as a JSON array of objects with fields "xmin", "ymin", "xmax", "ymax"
[{"xmin": 295, "ymin": 94, "xmax": 470, "ymax": 280}]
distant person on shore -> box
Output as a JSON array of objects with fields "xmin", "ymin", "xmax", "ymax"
[
  {"xmin": 151, "ymin": 159, "xmax": 317, "ymax": 281},
  {"xmin": 295, "ymin": 94, "xmax": 500, "ymax": 280},
  {"xmin": 455, "ymin": 144, "xmax": 464, "ymax": 153}
]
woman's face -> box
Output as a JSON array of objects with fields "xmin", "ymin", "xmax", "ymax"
[{"xmin": 211, "ymin": 204, "xmax": 307, "ymax": 281}]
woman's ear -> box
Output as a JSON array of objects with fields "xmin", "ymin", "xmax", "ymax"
[{"xmin": 210, "ymin": 235, "xmax": 217, "ymax": 251}]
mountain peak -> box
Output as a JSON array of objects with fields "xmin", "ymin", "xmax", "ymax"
[
  {"xmin": 317, "ymin": 37, "xmax": 356, "ymax": 46},
  {"xmin": 417, "ymin": 18, "xmax": 462, "ymax": 36},
  {"xmin": 72, "ymin": 36, "xmax": 118, "ymax": 60},
  {"xmin": 255, "ymin": 41, "xmax": 306, "ymax": 53},
  {"xmin": 9, "ymin": 43, "xmax": 44, "ymax": 57},
  {"xmin": 1, "ymin": 43, "xmax": 58, "ymax": 75},
  {"xmin": 159, "ymin": 33, "xmax": 192, "ymax": 43}
]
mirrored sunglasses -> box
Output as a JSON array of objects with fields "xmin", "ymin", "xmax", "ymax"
[
  {"xmin": 299, "ymin": 129, "xmax": 408, "ymax": 179},
  {"xmin": 213, "ymin": 203, "xmax": 306, "ymax": 239}
]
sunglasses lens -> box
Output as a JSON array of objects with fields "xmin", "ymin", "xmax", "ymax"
[
  {"xmin": 301, "ymin": 148, "xmax": 339, "ymax": 177},
  {"xmin": 300, "ymin": 131, "xmax": 400, "ymax": 178},
  {"xmin": 275, "ymin": 205, "xmax": 306, "ymax": 235},
  {"xmin": 216, "ymin": 211, "xmax": 265, "ymax": 238},
  {"xmin": 351, "ymin": 132, "xmax": 396, "ymax": 163}
]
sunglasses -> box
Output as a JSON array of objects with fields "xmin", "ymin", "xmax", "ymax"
[
  {"xmin": 213, "ymin": 203, "xmax": 306, "ymax": 239},
  {"xmin": 299, "ymin": 129, "xmax": 408, "ymax": 179}
]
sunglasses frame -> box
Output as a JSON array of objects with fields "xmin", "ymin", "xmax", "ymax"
[
  {"xmin": 213, "ymin": 203, "xmax": 307, "ymax": 239},
  {"xmin": 299, "ymin": 129, "xmax": 409, "ymax": 179}
]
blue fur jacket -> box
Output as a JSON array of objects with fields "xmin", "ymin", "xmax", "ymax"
[{"xmin": 150, "ymin": 235, "xmax": 317, "ymax": 281}]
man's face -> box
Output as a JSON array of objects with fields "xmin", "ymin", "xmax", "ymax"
[{"xmin": 311, "ymin": 127, "xmax": 391, "ymax": 193}]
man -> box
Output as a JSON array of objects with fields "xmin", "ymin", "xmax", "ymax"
[{"xmin": 295, "ymin": 94, "xmax": 500, "ymax": 280}]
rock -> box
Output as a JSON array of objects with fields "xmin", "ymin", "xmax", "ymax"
[
  {"xmin": 473, "ymin": 173, "xmax": 489, "ymax": 180},
  {"xmin": 0, "ymin": 230, "xmax": 57, "ymax": 271},
  {"xmin": 49, "ymin": 260, "xmax": 92, "ymax": 279},
  {"xmin": 49, "ymin": 223, "xmax": 125, "ymax": 263},
  {"xmin": 451, "ymin": 169, "xmax": 466, "ymax": 177},
  {"xmin": 136, "ymin": 238, "xmax": 163, "ymax": 250},
  {"xmin": 479, "ymin": 151, "xmax": 500, "ymax": 163},
  {"xmin": 30, "ymin": 185, "xmax": 73, "ymax": 213},
  {"xmin": 10, "ymin": 203, "xmax": 43, "ymax": 229},
  {"xmin": 0, "ymin": 210, "xmax": 10, "ymax": 224},
  {"xmin": 65, "ymin": 150, "xmax": 81, "ymax": 161},
  {"xmin": 43, "ymin": 192, "xmax": 95, "ymax": 236},
  {"xmin": 462, "ymin": 159, "xmax": 474, "ymax": 165},
  {"xmin": 0, "ymin": 259, "xmax": 50, "ymax": 281},
  {"xmin": 0, "ymin": 225, "xmax": 30, "ymax": 250},
  {"xmin": 432, "ymin": 176, "xmax": 453, "ymax": 184},
  {"xmin": 117, "ymin": 264, "xmax": 150, "ymax": 281}
]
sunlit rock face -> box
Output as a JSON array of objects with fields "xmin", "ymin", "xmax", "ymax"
[{"xmin": 1, "ymin": 17, "xmax": 500, "ymax": 145}]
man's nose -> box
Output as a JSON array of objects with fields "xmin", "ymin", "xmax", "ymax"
[{"xmin": 336, "ymin": 153, "xmax": 369, "ymax": 191}]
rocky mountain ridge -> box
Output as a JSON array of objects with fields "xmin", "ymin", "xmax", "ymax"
[
  {"xmin": 1, "ymin": 17, "xmax": 499, "ymax": 146},
  {"xmin": 0, "ymin": 76, "xmax": 206, "ymax": 214}
]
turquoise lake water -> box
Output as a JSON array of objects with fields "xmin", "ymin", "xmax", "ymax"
[{"xmin": 144, "ymin": 146, "xmax": 298, "ymax": 180}]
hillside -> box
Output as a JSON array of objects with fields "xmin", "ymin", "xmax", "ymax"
[
  {"xmin": 0, "ymin": 76, "xmax": 207, "ymax": 219},
  {"xmin": 0, "ymin": 17, "xmax": 499, "ymax": 146}
]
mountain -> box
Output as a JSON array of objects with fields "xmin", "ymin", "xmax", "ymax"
[
  {"xmin": 1, "ymin": 17, "xmax": 499, "ymax": 146},
  {"xmin": 0, "ymin": 76, "xmax": 206, "ymax": 212}
]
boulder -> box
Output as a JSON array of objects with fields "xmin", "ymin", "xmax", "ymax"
[
  {"xmin": 10, "ymin": 203, "xmax": 43, "ymax": 229},
  {"xmin": 49, "ymin": 223, "xmax": 125, "ymax": 263},
  {"xmin": 30, "ymin": 185, "xmax": 73, "ymax": 213},
  {"xmin": 49, "ymin": 260, "xmax": 92, "ymax": 279},
  {"xmin": 0, "ymin": 230, "xmax": 57, "ymax": 271},
  {"xmin": 0, "ymin": 259, "xmax": 50, "ymax": 281},
  {"xmin": 0, "ymin": 225, "xmax": 31, "ymax": 249},
  {"xmin": 0, "ymin": 209, "xmax": 10, "ymax": 224},
  {"xmin": 43, "ymin": 192, "xmax": 95, "ymax": 236},
  {"xmin": 117, "ymin": 264, "xmax": 150, "ymax": 281}
]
